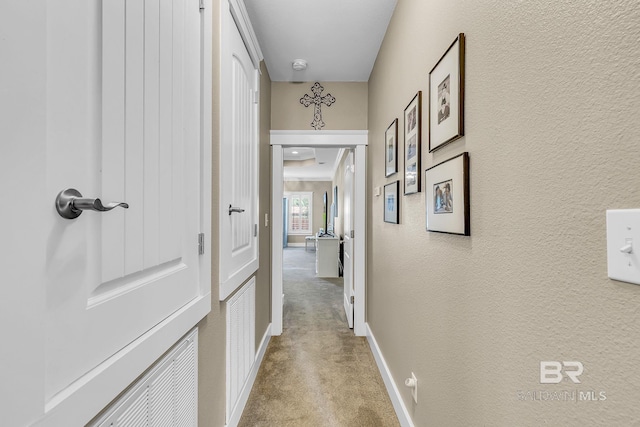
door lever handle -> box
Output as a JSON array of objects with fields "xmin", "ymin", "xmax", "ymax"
[
  {"xmin": 229, "ymin": 205, "xmax": 245, "ymax": 215},
  {"xmin": 56, "ymin": 188, "xmax": 129, "ymax": 219}
]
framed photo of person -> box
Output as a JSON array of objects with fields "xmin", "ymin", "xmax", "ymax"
[
  {"xmin": 385, "ymin": 118, "xmax": 398, "ymax": 177},
  {"xmin": 383, "ymin": 181, "xmax": 400, "ymax": 224},
  {"xmin": 429, "ymin": 33, "xmax": 465, "ymax": 152},
  {"xmin": 425, "ymin": 152, "xmax": 469, "ymax": 235},
  {"xmin": 404, "ymin": 91, "xmax": 422, "ymax": 194}
]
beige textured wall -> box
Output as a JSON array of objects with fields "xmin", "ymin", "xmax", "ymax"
[
  {"xmin": 272, "ymin": 82, "xmax": 367, "ymax": 130},
  {"xmin": 368, "ymin": 1, "xmax": 640, "ymax": 426},
  {"xmin": 284, "ymin": 180, "xmax": 332, "ymax": 244},
  {"xmin": 255, "ymin": 62, "xmax": 272, "ymax": 348},
  {"xmin": 197, "ymin": 8, "xmax": 272, "ymax": 425},
  {"xmin": 197, "ymin": 1, "xmax": 225, "ymax": 425}
]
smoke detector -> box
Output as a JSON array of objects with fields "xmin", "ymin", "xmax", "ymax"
[{"xmin": 292, "ymin": 59, "xmax": 307, "ymax": 71}]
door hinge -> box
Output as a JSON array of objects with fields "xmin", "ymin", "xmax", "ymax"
[
  {"xmin": 350, "ymin": 295, "xmax": 354, "ymax": 304},
  {"xmin": 253, "ymin": 90, "xmax": 259, "ymax": 104},
  {"xmin": 254, "ymin": 224, "xmax": 258, "ymax": 237},
  {"xmin": 350, "ymin": 230, "xmax": 354, "ymax": 238},
  {"xmin": 199, "ymin": 0, "xmax": 204, "ymax": 10},
  {"xmin": 198, "ymin": 233, "xmax": 205, "ymax": 255}
]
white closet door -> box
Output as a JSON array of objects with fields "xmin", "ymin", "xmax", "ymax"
[
  {"xmin": 1, "ymin": 0, "xmax": 207, "ymax": 424},
  {"xmin": 44, "ymin": 0, "xmax": 202, "ymax": 402},
  {"xmin": 219, "ymin": 2, "xmax": 259, "ymax": 300}
]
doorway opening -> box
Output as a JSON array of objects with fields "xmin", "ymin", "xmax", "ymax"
[{"xmin": 271, "ymin": 130, "xmax": 367, "ymax": 337}]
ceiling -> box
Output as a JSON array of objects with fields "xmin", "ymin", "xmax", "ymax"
[
  {"xmin": 243, "ymin": 0, "xmax": 397, "ymax": 82},
  {"xmin": 283, "ymin": 147, "xmax": 344, "ymax": 181},
  {"xmin": 243, "ymin": 0, "xmax": 396, "ymax": 179}
]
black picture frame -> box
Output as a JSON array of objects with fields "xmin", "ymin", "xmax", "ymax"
[
  {"xmin": 425, "ymin": 152, "xmax": 469, "ymax": 235},
  {"xmin": 385, "ymin": 119, "xmax": 398, "ymax": 177},
  {"xmin": 404, "ymin": 91, "xmax": 422, "ymax": 194},
  {"xmin": 429, "ymin": 33, "xmax": 465, "ymax": 152},
  {"xmin": 383, "ymin": 180, "xmax": 400, "ymax": 224}
]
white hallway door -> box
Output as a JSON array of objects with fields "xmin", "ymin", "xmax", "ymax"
[
  {"xmin": 1, "ymin": 0, "xmax": 206, "ymax": 425},
  {"xmin": 343, "ymin": 151, "xmax": 355, "ymax": 328},
  {"xmin": 219, "ymin": 1, "xmax": 260, "ymax": 301}
]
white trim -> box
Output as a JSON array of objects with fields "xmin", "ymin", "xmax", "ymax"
[
  {"xmin": 228, "ymin": 0, "xmax": 263, "ymax": 70},
  {"xmin": 225, "ymin": 324, "xmax": 272, "ymax": 427},
  {"xmin": 285, "ymin": 243, "xmax": 306, "ymax": 247},
  {"xmin": 271, "ymin": 146, "xmax": 284, "ymax": 336},
  {"xmin": 284, "ymin": 177, "xmax": 338, "ymax": 182},
  {"xmin": 366, "ymin": 324, "xmax": 415, "ymax": 427},
  {"xmin": 353, "ymin": 145, "xmax": 366, "ymax": 336},
  {"xmin": 271, "ymin": 130, "xmax": 368, "ymax": 136},
  {"xmin": 271, "ymin": 130, "xmax": 368, "ymax": 147},
  {"xmin": 200, "ymin": 0, "xmax": 213, "ymax": 300},
  {"xmin": 271, "ymin": 131, "xmax": 367, "ymax": 337},
  {"xmin": 35, "ymin": 296, "xmax": 211, "ymax": 426}
]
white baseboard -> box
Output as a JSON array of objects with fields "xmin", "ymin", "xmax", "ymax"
[
  {"xmin": 285, "ymin": 242, "xmax": 306, "ymax": 247},
  {"xmin": 366, "ymin": 323, "xmax": 414, "ymax": 427},
  {"xmin": 226, "ymin": 323, "xmax": 272, "ymax": 427}
]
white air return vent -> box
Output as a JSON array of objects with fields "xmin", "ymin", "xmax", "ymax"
[{"xmin": 89, "ymin": 328, "xmax": 198, "ymax": 427}]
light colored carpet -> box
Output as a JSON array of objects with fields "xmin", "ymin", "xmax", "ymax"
[{"xmin": 238, "ymin": 247, "xmax": 400, "ymax": 427}]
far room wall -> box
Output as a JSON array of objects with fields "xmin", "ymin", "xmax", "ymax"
[{"xmin": 284, "ymin": 180, "xmax": 332, "ymax": 245}]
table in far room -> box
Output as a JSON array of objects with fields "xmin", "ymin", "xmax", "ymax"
[
  {"xmin": 316, "ymin": 235, "xmax": 339, "ymax": 277},
  {"xmin": 305, "ymin": 235, "xmax": 317, "ymax": 251}
]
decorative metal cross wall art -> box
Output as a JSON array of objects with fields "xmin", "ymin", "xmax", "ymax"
[{"xmin": 299, "ymin": 82, "xmax": 336, "ymax": 130}]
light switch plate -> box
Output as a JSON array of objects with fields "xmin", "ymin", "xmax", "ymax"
[
  {"xmin": 410, "ymin": 372, "xmax": 418, "ymax": 403},
  {"xmin": 606, "ymin": 209, "xmax": 640, "ymax": 285}
]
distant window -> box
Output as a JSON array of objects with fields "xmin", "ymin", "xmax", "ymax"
[{"xmin": 286, "ymin": 192, "xmax": 313, "ymax": 235}]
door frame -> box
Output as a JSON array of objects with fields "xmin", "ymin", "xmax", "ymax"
[{"xmin": 271, "ymin": 130, "xmax": 368, "ymax": 336}]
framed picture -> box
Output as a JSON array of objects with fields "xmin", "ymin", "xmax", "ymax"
[
  {"xmin": 429, "ymin": 33, "xmax": 465, "ymax": 152},
  {"xmin": 404, "ymin": 91, "xmax": 422, "ymax": 194},
  {"xmin": 385, "ymin": 118, "xmax": 398, "ymax": 177},
  {"xmin": 383, "ymin": 181, "xmax": 400, "ymax": 224},
  {"xmin": 425, "ymin": 152, "xmax": 469, "ymax": 235}
]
